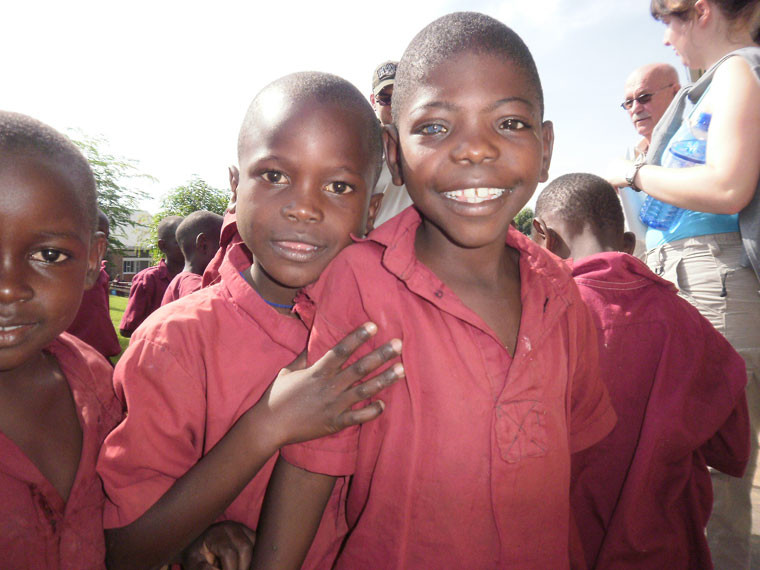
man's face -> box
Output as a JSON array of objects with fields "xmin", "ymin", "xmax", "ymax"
[
  {"xmin": 623, "ymin": 71, "xmax": 676, "ymax": 142},
  {"xmin": 373, "ymin": 85, "xmax": 393, "ymax": 126}
]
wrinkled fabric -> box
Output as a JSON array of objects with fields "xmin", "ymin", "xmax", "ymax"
[
  {"xmin": 569, "ymin": 252, "xmax": 749, "ymax": 569},
  {"xmin": 0, "ymin": 333, "xmax": 121, "ymax": 570},
  {"xmin": 160, "ymin": 271, "xmax": 202, "ymax": 305},
  {"xmin": 284, "ymin": 207, "xmax": 616, "ymax": 569}
]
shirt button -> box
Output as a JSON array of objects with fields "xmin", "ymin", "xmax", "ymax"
[{"xmin": 434, "ymin": 290, "xmax": 443, "ymax": 298}]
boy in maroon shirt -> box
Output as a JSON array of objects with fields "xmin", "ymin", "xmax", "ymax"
[
  {"xmin": 66, "ymin": 210, "xmax": 121, "ymax": 359},
  {"xmin": 0, "ymin": 111, "xmax": 121, "ymax": 569},
  {"xmin": 98, "ymin": 72, "xmax": 400, "ymax": 570},
  {"xmin": 250, "ymin": 13, "xmax": 615, "ymax": 569},
  {"xmin": 532, "ymin": 173, "xmax": 749, "ymax": 568},
  {"xmin": 118, "ymin": 215, "xmax": 183, "ymax": 336},
  {"xmin": 161, "ymin": 209, "xmax": 223, "ymax": 305}
]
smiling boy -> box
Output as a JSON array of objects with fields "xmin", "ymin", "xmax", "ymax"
[
  {"xmin": 251, "ymin": 13, "xmax": 615, "ymax": 569},
  {"xmin": 97, "ymin": 72, "xmax": 401, "ymax": 569},
  {"xmin": 0, "ymin": 111, "xmax": 121, "ymax": 569}
]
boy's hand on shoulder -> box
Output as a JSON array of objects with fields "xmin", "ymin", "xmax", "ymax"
[
  {"xmin": 181, "ymin": 521, "xmax": 256, "ymax": 570},
  {"xmin": 262, "ymin": 322, "xmax": 404, "ymax": 447}
]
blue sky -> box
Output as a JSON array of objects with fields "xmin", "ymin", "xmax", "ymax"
[{"xmin": 2, "ymin": 0, "xmax": 684, "ymax": 211}]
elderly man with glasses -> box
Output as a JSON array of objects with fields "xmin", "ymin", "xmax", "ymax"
[{"xmin": 619, "ymin": 63, "xmax": 681, "ymax": 255}]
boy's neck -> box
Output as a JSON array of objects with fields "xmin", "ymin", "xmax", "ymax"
[
  {"xmin": 241, "ymin": 263, "xmax": 299, "ymax": 317},
  {"xmin": 165, "ymin": 257, "xmax": 184, "ymax": 278},
  {"xmin": 184, "ymin": 259, "xmax": 205, "ymax": 276}
]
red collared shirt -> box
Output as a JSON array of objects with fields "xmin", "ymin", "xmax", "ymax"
[
  {"xmin": 118, "ymin": 260, "xmax": 172, "ymax": 335},
  {"xmin": 66, "ymin": 263, "xmax": 121, "ymax": 358},
  {"xmin": 160, "ymin": 271, "xmax": 202, "ymax": 306},
  {"xmin": 284, "ymin": 208, "xmax": 616, "ymax": 569},
  {"xmin": 0, "ymin": 333, "xmax": 120, "ymax": 570},
  {"xmin": 569, "ymin": 252, "xmax": 749, "ymax": 569}
]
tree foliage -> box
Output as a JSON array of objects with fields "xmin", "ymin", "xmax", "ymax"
[
  {"xmin": 514, "ymin": 207, "xmax": 534, "ymax": 236},
  {"xmin": 69, "ymin": 131, "xmax": 152, "ymax": 255},
  {"xmin": 147, "ymin": 177, "xmax": 231, "ymax": 261}
]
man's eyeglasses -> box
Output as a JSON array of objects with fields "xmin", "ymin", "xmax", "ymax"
[
  {"xmin": 375, "ymin": 90, "xmax": 392, "ymax": 106},
  {"xmin": 620, "ymin": 84, "xmax": 674, "ymax": 110}
]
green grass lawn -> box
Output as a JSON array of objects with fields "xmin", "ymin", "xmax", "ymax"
[{"xmin": 108, "ymin": 294, "xmax": 130, "ymax": 363}]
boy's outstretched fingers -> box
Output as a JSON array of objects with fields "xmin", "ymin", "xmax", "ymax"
[{"xmin": 342, "ymin": 362, "xmax": 405, "ymax": 427}]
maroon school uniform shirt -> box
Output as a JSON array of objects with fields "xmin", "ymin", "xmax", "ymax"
[
  {"xmin": 569, "ymin": 252, "xmax": 749, "ymax": 569},
  {"xmin": 97, "ymin": 238, "xmax": 345, "ymax": 568},
  {"xmin": 283, "ymin": 208, "xmax": 617, "ymax": 569},
  {"xmin": 118, "ymin": 259, "xmax": 172, "ymax": 335},
  {"xmin": 0, "ymin": 333, "xmax": 121, "ymax": 570},
  {"xmin": 66, "ymin": 262, "xmax": 121, "ymax": 358},
  {"xmin": 160, "ymin": 271, "xmax": 202, "ymax": 306}
]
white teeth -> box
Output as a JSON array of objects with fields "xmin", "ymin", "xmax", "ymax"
[
  {"xmin": 0, "ymin": 325, "xmax": 24, "ymax": 331},
  {"xmin": 443, "ymin": 188, "xmax": 506, "ymax": 203}
]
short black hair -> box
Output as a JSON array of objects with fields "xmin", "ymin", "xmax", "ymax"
[
  {"xmin": 0, "ymin": 110, "xmax": 98, "ymax": 231},
  {"xmin": 175, "ymin": 210, "xmax": 223, "ymax": 256},
  {"xmin": 393, "ymin": 12, "xmax": 544, "ymax": 123},
  {"xmin": 535, "ymin": 173, "xmax": 624, "ymax": 238},
  {"xmin": 157, "ymin": 215, "xmax": 183, "ymax": 242},
  {"xmin": 238, "ymin": 72, "xmax": 384, "ymax": 184}
]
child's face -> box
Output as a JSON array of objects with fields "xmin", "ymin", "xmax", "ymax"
[
  {"xmin": 232, "ymin": 98, "xmax": 378, "ymax": 304},
  {"xmin": 0, "ymin": 156, "xmax": 101, "ymax": 372},
  {"xmin": 387, "ymin": 51, "xmax": 553, "ymax": 250}
]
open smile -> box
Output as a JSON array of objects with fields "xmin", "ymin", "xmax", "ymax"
[
  {"xmin": 0, "ymin": 323, "xmax": 37, "ymax": 349},
  {"xmin": 442, "ymin": 188, "xmax": 508, "ymax": 204}
]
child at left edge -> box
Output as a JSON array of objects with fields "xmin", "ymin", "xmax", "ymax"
[
  {"xmin": 0, "ymin": 111, "xmax": 121, "ymax": 568},
  {"xmin": 251, "ymin": 13, "xmax": 615, "ymax": 569}
]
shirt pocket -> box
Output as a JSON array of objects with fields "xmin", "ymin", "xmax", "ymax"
[{"xmin": 495, "ymin": 400, "xmax": 548, "ymax": 463}]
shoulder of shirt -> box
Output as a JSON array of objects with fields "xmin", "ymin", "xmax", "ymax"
[
  {"xmin": 51, "ymin": 332, "xmax": 120, "ymax": 417},
  {"xmin": 131, "ymin": 283, "xmax": 226, "ymax": 344},
  {"xmin": 507, "ymin": 227, "xmax": 581, "ymax": 303}
]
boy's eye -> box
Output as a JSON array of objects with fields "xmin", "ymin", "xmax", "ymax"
[
  {"xmin": 263, "ymin": 170, "xmax": 288, "ymax": 184},
  {"xmin": 418, "ymin": 123, "xmax": 448, "ymax": 135},
  {"xmin": 324, "ymin": 181, "xmax": 354, "ymax": 195},
  {"xmin": 31, "ymin": 249, "xmax": 70, "ymax": 264},
  {"xmin": 499, "ymin": 118, "xmax": 528, "ymax": 131}
]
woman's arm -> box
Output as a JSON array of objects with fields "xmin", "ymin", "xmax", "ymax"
[{"xmin": 614, "ymin": 56, "xmax": 760, "ymax": 213}]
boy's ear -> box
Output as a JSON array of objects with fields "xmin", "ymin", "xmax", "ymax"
[
  {"xmin": 622, "ymin": 231, "xmax": 637, "ymax": 255},
  {"xmin": 532, "ymin": 217, "xmax": 568, "ymax": 259},
  {"xmin": 539, "ymin": 121, "xmax": 555, "ymax": 183},
  {"xmin": 228, "ymin": 165, "xmax": 240, "ymax": 214},
  {"xmin": 84, "ymin": 231, "xmax": 107, "ymax": 290},
  {"xmin": 383, "ymin": 125, "xmax": 404, "ymax": 187},
  {"xmin": 195, "ymin": 232, "xmax": 207, "ymax": 254},
  {"xmin": 364, "ymin": 193, "xmax": 385, "ymax": 234}
]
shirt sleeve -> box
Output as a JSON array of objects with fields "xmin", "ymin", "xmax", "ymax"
[
  {"xmin": 97, "ymin": 334, "xmax": 207, "ymax": 528},
  {"xmin": 281, "ymin": 257, "xmax": 372, "ymax": 476},
  {"xmin": 567, "ymin": 292, "xmax": 617, "ymax": 453}
]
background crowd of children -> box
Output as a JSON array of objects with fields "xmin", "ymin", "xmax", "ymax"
[{"xmin": 1, "ymin": 2, "xmax": 759, "ymax": 569}]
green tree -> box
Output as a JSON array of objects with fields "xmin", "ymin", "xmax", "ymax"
[
  {"xmin": 514, "ymin": 207, "xmax": 534, "ymax": 236},
  {"xmin": 146, "ymin": 177, "xmax": 231, "ymax": 261},
  {"xmin": 69, "ymin": 131, "xmax": 152, "ymax": 255}
]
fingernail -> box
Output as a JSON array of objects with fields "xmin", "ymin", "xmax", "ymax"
[
  {"xmin": 393, "ymin": 363, "xmax": 404, "ymax": 377},
  {"xmin": 390, "ymin": 338, "xmax": 402, "ymax": 352},
  {"xmin": 364, "ymin": 322, "xmax": 378, "ymax": 335}
]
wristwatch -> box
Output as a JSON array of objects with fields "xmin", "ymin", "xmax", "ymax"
[{"xmin": 625, "ymin": 154, "xmax": 646, "ymax": 192}]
